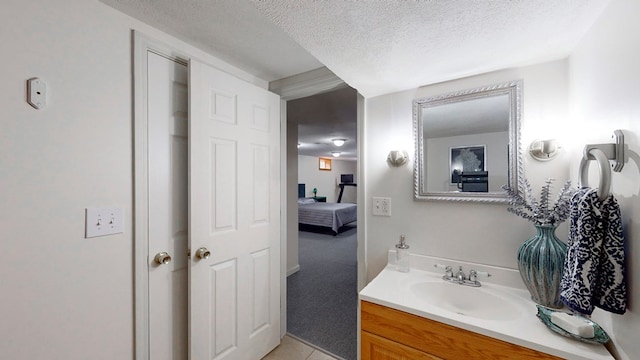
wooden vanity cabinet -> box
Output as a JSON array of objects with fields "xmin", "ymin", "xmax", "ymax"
[{"xmin": 361, "ymin": 301, "xmax": 562, "ymax": 360}]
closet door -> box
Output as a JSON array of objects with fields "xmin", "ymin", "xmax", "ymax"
[
  {"xmin": 147, "ymin": 51, "xmax": 189, "ymax": 360},
  {"xmin": 188, "ymin": 59, "xmax": 281, "ymax": 360}
]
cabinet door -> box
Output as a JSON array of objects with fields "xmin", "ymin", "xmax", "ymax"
[
  {"xmin": 361, "ymin": 301, "xmax": 562, "ymax": 360},
  {"xmin": 362, "ymin": 331, "xmax": 443, "ymax": 360}
]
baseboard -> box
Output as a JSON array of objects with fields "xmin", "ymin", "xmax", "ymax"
[{"xmin": 287, "ymin": 264, "xmax": 300, "ymax": 277}]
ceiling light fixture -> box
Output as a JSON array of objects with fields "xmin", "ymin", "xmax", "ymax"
[
  {"xmin": 331, "ymin": 151, "xmax": 341, "ymax": 158},
  {"xmin": 332, "ymin": 139, "xmax": 346, "ymax": 147}
]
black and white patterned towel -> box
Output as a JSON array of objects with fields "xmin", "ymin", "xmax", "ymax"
[{"xmin": 560, "ymin": 188, "xmax": 626, "ymax": 315}]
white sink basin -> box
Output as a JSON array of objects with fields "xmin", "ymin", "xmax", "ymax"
[{"xmin": 410, "ymin": 281, "xmax": 525, "ymax": 321}]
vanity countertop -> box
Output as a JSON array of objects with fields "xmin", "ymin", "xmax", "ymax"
[{"xmin": 359, "ymin": 264, "xmax": 614, "ymax": 360}]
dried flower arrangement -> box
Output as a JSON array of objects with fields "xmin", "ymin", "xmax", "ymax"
[{"xmin": 502, "ymin": 178, "xmax": 576, "ymax": 226}]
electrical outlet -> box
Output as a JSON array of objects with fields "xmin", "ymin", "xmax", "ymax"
[
  {"xmin": 85, "ymin": 207, "xmax": 124, "ymax": 238},
  {"xmin": 372, "ymin": 197, "xmax": 391, "ymax": 216}
]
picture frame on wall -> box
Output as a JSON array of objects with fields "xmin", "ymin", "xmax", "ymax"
[
  {"xmin": 450, "ymin": 145, "xmax": 486, "ymax": 184},
  {"xmin": 319, "ymin": 157, "xmax": 332, "ymax": 171}
]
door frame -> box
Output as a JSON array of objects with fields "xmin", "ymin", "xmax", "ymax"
[
  {"xmin": 133, "ymin": 31, "xmax": 287, "ymax": 360},
  {"xmin": 273, "ymin": 74, "xmax": 367, "ymax": 293}
]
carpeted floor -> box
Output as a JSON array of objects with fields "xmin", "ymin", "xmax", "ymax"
[{"xmin": 287, "ymin": 225, "xmax": 358, "ymax": 360}]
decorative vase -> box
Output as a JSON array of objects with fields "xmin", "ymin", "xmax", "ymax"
[{"xmin": 517, "ymin": 224, "xmax": 567, "ymax": 308}]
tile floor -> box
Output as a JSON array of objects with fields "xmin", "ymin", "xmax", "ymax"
[{"xmin": 262, "ymin": 335, "xmax": 340, "ymax": 360}]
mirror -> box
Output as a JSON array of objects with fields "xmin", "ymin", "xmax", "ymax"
[{"xmin": 413, "ymin": 80, "xmax": 522, "ymax": 202}]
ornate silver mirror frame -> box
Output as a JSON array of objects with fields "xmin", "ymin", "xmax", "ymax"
[{"xmin": 413, "ymin": 80, "xmax": 522, "ymax": 202}]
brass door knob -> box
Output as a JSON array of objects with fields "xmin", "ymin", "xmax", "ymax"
[
  {"xmin": 195, "ymin": 247, "xmax": 211, "ymax": 260},
  {"xmin": 154, "ymin": 252, "xmax": 172, "ymax": 265}
]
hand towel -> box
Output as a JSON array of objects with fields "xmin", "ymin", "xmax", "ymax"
[{"xmin": 560, "ymin": 188, "xmax": 626, "ymax": 315}]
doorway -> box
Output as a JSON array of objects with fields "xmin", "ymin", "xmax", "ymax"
[{"xmin": 284, "ymin": 87, "xmax": 360, "ymax": 360}]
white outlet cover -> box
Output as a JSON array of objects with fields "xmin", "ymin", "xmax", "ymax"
[{"xmin": 85, "ymin": 207, "xmax": 124, "ymax": 238}]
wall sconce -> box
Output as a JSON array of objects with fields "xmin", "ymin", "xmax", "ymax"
[
  {"xmin": 332, "ymin": 139, "xmax": 346, "ymax": 147},
  {"xmin": 387, "ymin": 150, "xmax": 408, "ymax": 167},
  {"xmin": 529, "ymin": 139, "xmax": 561, "ymax": 161},
  {"xmin": 331, "ymin": 151, "xmax": 341, "ymax": 157}
]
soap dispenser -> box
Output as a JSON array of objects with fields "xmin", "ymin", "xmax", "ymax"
[{"xmin": 395, "ymin": 235, "xmax": 410, "ymax": 272}]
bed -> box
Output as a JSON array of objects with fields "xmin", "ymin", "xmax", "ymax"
[{"xmin": 298, "ymin": 198, "xmax": 357, "ymax": 235}]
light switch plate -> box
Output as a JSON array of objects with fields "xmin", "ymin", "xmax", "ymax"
[
  {"xmin": 85, "ymin": 207, "xmax": 124, "ymax": 238},
  {"xmin": 372, "ymin": 197, "xmax": 391, "ymax": 216}
]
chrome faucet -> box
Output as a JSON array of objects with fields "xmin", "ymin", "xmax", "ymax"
[
  {"xmin": 456, "ymin": 266, "xmax": 465, "ymax": 282},
  {"xmin": 434, "ymin": 264, "xmax": 491, "ymax": 287}
]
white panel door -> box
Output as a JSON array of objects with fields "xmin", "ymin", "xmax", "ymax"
[
  {"xmin": 148, "ymin": 52, "xmax": 188, "ymax": 360},
  {"xmin": 188, "ymin": 59, "xmax": 281, "ymax": 360}
]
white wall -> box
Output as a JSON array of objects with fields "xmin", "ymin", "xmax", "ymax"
[
  {"xmin": 566, "ymin": 0, "xmax": 640, "ymax": 357},
  {"xmin": 0, "ymin": 0, "xmax": 266, "ymax": 359},
  {"xmin": 298, "ymin": 155, "xmax": 358, "ymax": 203},
  {"xmin": 364, "ymin": 59, "xmax": 569, "ymax": 282}
]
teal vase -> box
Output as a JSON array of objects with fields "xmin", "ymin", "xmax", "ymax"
[{"xmin": 517, "ymin": 225, "xmax": 567, "ymax": 308}]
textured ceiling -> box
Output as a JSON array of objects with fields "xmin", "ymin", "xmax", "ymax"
[
  {"xmin": 101, "ymin": 0, "xmax": 611, "ymax": 159},
  {"xmin": 103, "ymin": 0, "xmax": 611, "ymax": 96},
  {"xmin": 100, "ymin": 0, "xmax": 323, "ymax": 81},
  {"xmin": 250, "ymin": 0, "xmax": 611, "ymax": 97}
]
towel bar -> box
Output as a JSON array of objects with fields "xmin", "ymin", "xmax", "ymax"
[{"xmin": 579, "ymin": 130, "xmax": 625, "ymax": 201}]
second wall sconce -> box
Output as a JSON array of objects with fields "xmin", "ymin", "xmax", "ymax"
[
  {"xmin": 529, "ymin": 139, "xmax": 561, "ymax": 161},
  {"xmin": 387, "ymin": 150, "xmax": 408, "ymax": 166}
]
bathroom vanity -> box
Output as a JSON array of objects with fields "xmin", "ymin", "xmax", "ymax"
[{"xmin": 359, "ymin": 253, "xmax": 614, "ymax": 360}]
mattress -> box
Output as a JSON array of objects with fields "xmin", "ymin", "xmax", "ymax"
[{"xmin": 298, "ymin": 202, "xmax": 357, "ymax": 233}]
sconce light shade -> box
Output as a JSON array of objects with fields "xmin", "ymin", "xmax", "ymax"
[
  {"xmin": 332, "ymin": 139, "xmax": 346, "ymax": 147},
  {"xmin": 529, "ymin": 139, "xmax": 561, "ymax": 161},
  {"xmin": 331, "ymin": 151, "xmax": 341, "ymax": 157},
  {"xmin": 387, "ymin": 150, "xmax": 408, "ymax": 167}
]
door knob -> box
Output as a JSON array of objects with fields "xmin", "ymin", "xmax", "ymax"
[
  {"xmin": 154, "ymin": 252, "xmax": 172, "ymax": 265},
  {"xmin": 195, "ymin": 247, "xmax": 211, "ymax": 260}
]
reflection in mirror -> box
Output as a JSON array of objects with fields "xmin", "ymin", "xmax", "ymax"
[{"xmin": 413, "ymin": 81, "xmax": 522, "ymax": 202}]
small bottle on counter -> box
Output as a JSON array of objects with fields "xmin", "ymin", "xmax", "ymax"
[{"xmin": 395, "ymin": 235, "xmax": 410, "ymax": 272}]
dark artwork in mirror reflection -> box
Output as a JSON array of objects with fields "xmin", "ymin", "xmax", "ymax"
[
  {"xmin": 450, "ymin": 145, "xmax": 486, "ymax": 183},
  {"xmin": 450, "ymin": 145, "xmax": 488, "ymax": 193},
  {"xmin": 413, "ymin": 80, "xmax": 522, "ymax": 202}
]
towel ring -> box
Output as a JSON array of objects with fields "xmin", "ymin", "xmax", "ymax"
[
  {"xmin": 579, "ymin": 148, "xmax": 611, "ymax": 201},
  {"xmin": 578, "ymin": 130, "xmax": 626, "ymax": 201}
]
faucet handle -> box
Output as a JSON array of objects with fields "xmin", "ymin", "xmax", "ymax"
[
  {"xmin": 434, "ymin": 263, "xmax": 453, "ymax": 277},
  {"xmin": 468, "ymin": 269, "xmax": 491, "ymax": 282}
]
